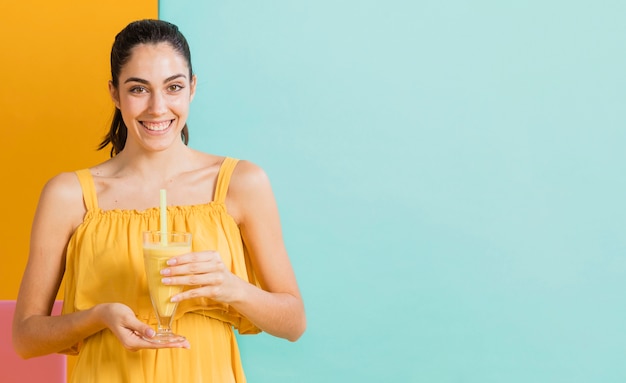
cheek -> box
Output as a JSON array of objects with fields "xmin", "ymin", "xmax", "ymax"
[
  {"xmin": 119, "ymin": 96, "xmax": 144, "ymax": 112},
  {"xmin": 118, "ymin": 100, "xmax": 145, "ymax": 126},
  {"xmin": 170, "ymin": 98, "xmax": 190, "ymax": 114}
]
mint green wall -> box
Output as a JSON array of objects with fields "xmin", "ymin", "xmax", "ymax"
[{"xmin": 161, "ymin": 1, "xmax": 626, "ymax": 381}]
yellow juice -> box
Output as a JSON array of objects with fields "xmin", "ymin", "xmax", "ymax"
[{"xmin": 143, "ymin": 243, "xmax": 191, "ymax": 317}]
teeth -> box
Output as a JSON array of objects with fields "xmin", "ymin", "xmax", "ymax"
[{"xmin": 142, "ymin": 121, "xmax": 171, "ymax": 131}]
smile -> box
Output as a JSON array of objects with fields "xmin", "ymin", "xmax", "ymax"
[{"xmin": 141, "ymin": 120, "xmax": 173, "ymax": 131}]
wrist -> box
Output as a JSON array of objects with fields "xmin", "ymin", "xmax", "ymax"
[{"xmin": 89, "ymin": 303, "xmax": 112, "ymax": 331}]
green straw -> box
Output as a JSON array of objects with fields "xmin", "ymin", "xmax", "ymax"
[{"xmin": 160, "ymin": 189, "xmax": 168, "ymax": 245}]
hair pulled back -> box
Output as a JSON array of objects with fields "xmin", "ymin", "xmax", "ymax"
[{"xmin": 98, "ymin": 19, "xmax": 193, "ymax": 156}]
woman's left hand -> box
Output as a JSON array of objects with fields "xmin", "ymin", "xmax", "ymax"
[{"xmin": 160, "ymin": 250, "xmax": 243, "ymax": 304}]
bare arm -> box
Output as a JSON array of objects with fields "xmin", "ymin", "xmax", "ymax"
[
  {"xmin": 13, "ymin": 173, "xmax": 102, "ymax": 357},
  {"xmin": 13, "ymin": 173, "xmax": 172, "ymax": 358},
  {"xmin": 166, "ymin": 161, "xmax": 306, "ymax": 341},
  {"xmin": 228, "ymin": 161, "xmax": 306, "ymax": 341}
]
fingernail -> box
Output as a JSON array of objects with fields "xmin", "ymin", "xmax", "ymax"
[
  {"xmin": 166, "ymin": 259, "xmax": 177, "ymax": 266},
  {"xmin": 160, "ymin": 268, "xmax": 171, "ymax": 275},
  {"xmin": 161, "ymin": 277, "xmax": 172, "ymax": 284},
  {"xmin": 171, "ymin": 295, "xmax": 181, "ymax": 303},
  {"xmin": 145, "ymin": 328, "xmax": 155, "ymax": 337}
]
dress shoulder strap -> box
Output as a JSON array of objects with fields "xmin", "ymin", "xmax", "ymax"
[
  {"xmin": 213, "ymin": 157, "xmax": 239, "ymax": 203},
  {"xmin": 74, "ymin": 169, "xmax": 99, "ymax": 211}
]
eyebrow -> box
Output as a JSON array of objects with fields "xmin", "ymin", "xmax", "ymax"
[{"xmin": 124, "ymin": 74, "xmax": 187, "ymax": 84}]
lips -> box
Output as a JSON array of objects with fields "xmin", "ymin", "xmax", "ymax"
[{"xmin": 141, "ymin": 120, "xmax": 173, "ymax": 131}]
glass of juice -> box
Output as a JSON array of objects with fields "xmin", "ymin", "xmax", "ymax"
[{"xmin": 142, "ymin": 230, "xmax": 191, "ymax": 344}]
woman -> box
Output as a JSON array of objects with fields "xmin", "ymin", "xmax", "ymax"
[{"xmin": 13, "ymin": 19, "xmax": 305, "ymax": 382}]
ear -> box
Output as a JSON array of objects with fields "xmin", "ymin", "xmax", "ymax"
[
  {"xmin": 108, "ymin": 81, "xmax": 120, "ymax": 109},
  {"xmin": 189, "ymin": 75, "xmax": 197, "ymax": 103}
]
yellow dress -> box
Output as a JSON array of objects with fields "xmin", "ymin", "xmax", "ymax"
[{"xmin": 61, "ymin": 157, "xmax": 260, "ymax": 383}]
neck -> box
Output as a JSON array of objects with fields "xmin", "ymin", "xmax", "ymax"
[{"xmin": 112, "ymin": 141, "xmax": 194, "ymax": 183}]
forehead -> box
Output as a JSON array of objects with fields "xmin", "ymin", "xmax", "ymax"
[{"xmin": 121, "ymin": 42, "xmax": 190, "ymax": 78}]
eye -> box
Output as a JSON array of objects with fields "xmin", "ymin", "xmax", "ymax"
[
  {"xmin": 168, "ymin": 84, "xmax": 184, "ymax": 92},
  {"xmin": 130, "ymin": 86, "xmax": 148, "ymax": 94}
]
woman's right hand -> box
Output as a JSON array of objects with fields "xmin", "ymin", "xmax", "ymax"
[{"xmin": 96, "ymin": 303, "xmax": 190, "ymax": 351}]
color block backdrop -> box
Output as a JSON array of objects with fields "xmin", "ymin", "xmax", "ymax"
[
  {"xmin": 0, "ymin": 0, "xmax": 157, "ymax": 300},
  {"xmin": 4, "ymin": 1, "xmax": 626, "ymax": 382},
  {"xmin": 1, "ymin": 0, "xmax": 157, "ymax": 379},
  {"xmin": 161, "ymin": 1, "xmax": 626, "ymax": 382}
]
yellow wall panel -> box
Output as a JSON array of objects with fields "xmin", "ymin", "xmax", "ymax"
[
  {"xmin": 2, "ymin": 2, "xmax": 157, "ymax": 379},
  {"xmin": 0, "ymin": 1, "xmax": 158, "ymax": 301}
]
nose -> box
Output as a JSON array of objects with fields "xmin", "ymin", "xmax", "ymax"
[{"xmin": 148, "ymin": 91, "xmax": 168, "ymax": 115}]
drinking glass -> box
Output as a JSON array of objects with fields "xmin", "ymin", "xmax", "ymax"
[{"xmin": 142, "ymin": 231, "xmax": 191, "ymax": 344}]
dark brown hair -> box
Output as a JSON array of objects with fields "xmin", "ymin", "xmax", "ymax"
[{"xmin": 98, "ymin": 19, "xmax": 193, "ymax": 156}]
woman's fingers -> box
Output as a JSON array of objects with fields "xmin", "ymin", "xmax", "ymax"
[
  {"xmin": 102, "ymin": 303, "xmax": 190, "ymax": 350},
  {"xmin": 133, "ymin": 331, "xmax": 191, "ymax": 350},
  {"xmin": 166, "ymin": 250, "xmax": 219, "ymax": 267},
  {"xmin": 124, "ymin": 321, "xmax": 190, "ymax": 350},
  {"xmin": 162, "ymin": 251, "xmax": 221, "ymax": 276},
  {"xmin": 163, "ymin": 271, "xmax": 225, "ymax": 289},
  {"xmin": 157, "ymin": 250, "xmax": 242, "ymax": 303},
  {"xmin": 170, "ymin": 284, "xmax": 227, "ymax": 303}
]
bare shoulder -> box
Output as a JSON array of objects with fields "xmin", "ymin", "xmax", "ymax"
[
  {"xmin": 41, "ymin": 172, "xmax": 83, "ymax": 203},
  {"xmin": 37, "ymin": 171, "xmax": 85, "ymax": 229},
  {"xmin": 230, "ymin": 160, "xmax": 271, "ymax": 188},
  {"xmin": 226, "ymin": 160, "xmax": 275, "ymax": 223}
]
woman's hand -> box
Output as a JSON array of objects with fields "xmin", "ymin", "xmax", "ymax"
[
  {"xmin": 160, "ymin": 251, "xmax": 243, "ymax": 304},
  {"xmin": 96, "ymin": 303, "xmax": 190, "ymax": 350}
]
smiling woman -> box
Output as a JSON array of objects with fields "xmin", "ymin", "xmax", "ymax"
[
  {"xmin": 12, "ymin": 19, "xmax": 305, "ymax": 383},
  {"xmin": 108, "ymin": 42, "xmax": 196, "ymax": 155},
  {"xmin": 99, "ymin": 21, "xmax": 196, "ymax": 157}
]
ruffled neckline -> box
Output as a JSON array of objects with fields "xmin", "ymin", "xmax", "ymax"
[{"xmin": 91, "ymin": 200, "xmax": 226, "ymax": 216}]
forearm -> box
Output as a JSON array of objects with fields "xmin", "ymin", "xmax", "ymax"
[
  {"xmin": 230, "ymin": 282, "xmax": 306, "ymax": 341},
  {"xmin": 13, "ymin": 305, "xmax": 105, "ymax": 359}
]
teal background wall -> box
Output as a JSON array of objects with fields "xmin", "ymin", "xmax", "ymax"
[{"xmin": 161, "ymin": 1, "xmax": 626, "ymax": 382}]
